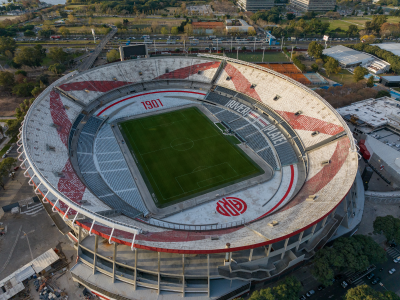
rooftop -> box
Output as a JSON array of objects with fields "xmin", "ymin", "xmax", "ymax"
[
  {"xmin": 371, "ymin": 42, "xmax": 400, "ymax": 56},
  {"xmin": 336, "ymin": 97, "xmax": 400, "ymax": 130},
  {"xmin": 192, "ymin": 22, "xmax": 225, "ymax": 28},
  {"xmin": 323, "ymin": 45, "xmax": 374, "ymax": 66}
]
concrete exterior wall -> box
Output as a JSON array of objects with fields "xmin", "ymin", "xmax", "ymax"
[{"xmin": 289, "ymin": 0, "xmax": 335, "ymax": 11}]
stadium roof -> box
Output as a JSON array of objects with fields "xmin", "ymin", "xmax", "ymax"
[
  {"xmin": 371, "ymin": 43, "xmax": 400, "ymax": 56},
  {"xmin": 323, "ymin": 45, "xmax": 374, "ymax": 67},
  {"xmin": 20, "ymin": 56, "xmax": 358, "ymax": 254}
]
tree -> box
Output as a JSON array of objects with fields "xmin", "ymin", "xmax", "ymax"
[
  {"xmin": 5, "ymin": 118, "xmax": 22, "ymax": 137},
  {"xmin": 0, "ymin": 36, "xmax": 17, "ymax": 55},
  {"xmin": 68, "ymin": 14, "xmax": 75, "ymax": 23},
  {"xmin": 106, "ymin": 49, "xmax": 120, "ymax": 63},
  {"xmin": 59, "ymin": 26, "xmax": 70, "ymax": 37},
  {"xmin": 161, "ymin": 27, "xmax": 168, "ymax": 35},
  {"xmin": 311, "ymin": 63, "xmax": 319, "ymax": 72},
  {"xmin": 353, "ymin": 66, "xmax": 369, "ymax": 82},
  {"xmin": 0, "ymin": 157, "xmax": 17, "ymax": 173},
  {"xmin": 15, "ymin": 70, "xmax": 27, "ymax": 76},
  {"xmin": 307, "ymin": 41, "xmax": 324, "ymax": 59},
  {"xmin": 324, "ymin": 57, "xmax": 341, "ymax": 77},
  {"xmin": 366, "ymin": 76, "xmax": 374, "ymax": 87},
  {"xmin": 374, "ymin": 215, "xmax": 400, "ymax": 244},
  {"xmin": 24, "ymin": 30, "xmax": 35, "ymax": 37},
  {"xmin": 48, "ymin": 47, "xmax": 69, "ymax": 64},
  {"xmin": 248, "ymin": 27, "xmax": 256, "ymax": 36},
  {"xmin": 313, "ymin": 235, "xmax": 387, "ymax": 286},
  {"xmin": 360, "ymin": 34, "xmax": 376, "ymax": 43},
  {"xmin": 286, "ymin": 13, "xmax": 295, "ymax": 20},
  {"xmin": 171, "ymin": 27, "xmax": 179, "ymax": 35},
  {"xmin": 376, "ymin": 90, "xmax": 391, "ymax": 98},
  {"xmin": 347, "ymin": 25, "xmax": 360, "ymax": 37},
  {"xmin": 13, "ymin": 45, "xmax": 46, "ymax": 67},
  {"xmin": 49, "ymin": 63, "xmax": 66, "ymax": 75},
  {"xmin": 345, "ymin": 285, "xmax": 400, "ymax": 300},
  {"xmin": 39, "ymin": 29, "xmax": 55, "ymax": 38},
  {"xmin": 237, "ymin": 276, "xmax": 301, "ymax": 300},
  {"xmin": 0, "ymin": 71, "xmax": 15, "ymax": 89},
  {"xmin": 12, "ymin": 82, "xmax": 36, "ymax": 97},
  {"xmin": 31, "ymin": 86, "xmax": 44, "ymax": 97},
  {"xmin": 273, "ymin": 276, "xmax": 302, "ymax": 300}
]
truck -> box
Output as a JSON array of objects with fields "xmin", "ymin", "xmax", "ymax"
[{"xmin": 50, "ymin": 35, "xmax": 61, "ymax": 40}]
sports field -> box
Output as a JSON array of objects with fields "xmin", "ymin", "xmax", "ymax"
[
  {"xmin": 225, "ymin": 52, "xmax": 289, "ymax": 63},
  {"xmin": 120, "ymin": 107, "xmax": 263, "ymax": 207}
]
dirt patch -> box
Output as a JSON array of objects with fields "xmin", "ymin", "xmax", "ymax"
[{"xmin": 0, "ymin": 94, "xmax": 26, "ymax": 117}]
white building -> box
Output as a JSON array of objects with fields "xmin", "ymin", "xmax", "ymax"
[
  {"xmin": 225, "ymin": 19, "xmax": 254, "ymax": 33},
  {"xmin": 323, "ymin": 45, "xmax": 390, "ymax": 74},
  {"xmin": 237, "ymin": 0, "xmax": 282, "ymax": 12},
  {"xmin": 289, "ymin": 0, "xmax": 335, "ymax": 11}
]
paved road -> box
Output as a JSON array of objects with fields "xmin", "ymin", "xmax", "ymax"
[{"xmin": 78, "ymin": 27, "xmax": 117, "ymax": 72}]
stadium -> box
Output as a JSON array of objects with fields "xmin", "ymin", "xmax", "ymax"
[{"xmin": 18, "ymin": 55, "xmax": 362, "ymax": 300}]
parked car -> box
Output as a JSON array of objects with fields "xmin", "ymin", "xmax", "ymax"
[
  {"xmin": 389, "ymin": 268, "xmax": 396, "ymax": 274},
  {"xmin": 299, "ymin": 295, "xmax": 306, "ymax": 300},
  {"xmin": 317, "ymin": 285, "xmax": 325, "ymax": 291},
  {"xmin": 371, "ymin": 277, "xmax": 381, "ymax": 285},
  {"xmin": 367, "ymin": 273, "xmax": 375, "ymax": 280},
  {"xmin": 1, "ymin": 154, "xmax": 6, "ymax": 158},
  {"xmin": 341, "ymin": 281, "xmax": 348, "ymax": 288},
  {"xmin": 394, "ymin": 256, "xmax": 400, "ymax": 263},
  {"xmin": 306, "ymin": 290, "xmax": 315, "ymax": 297}
]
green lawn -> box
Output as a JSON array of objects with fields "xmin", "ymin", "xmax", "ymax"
[
  {"xmin": 225, "ymin": 52, "xmax": 289, "ymax": 63},
  {"xmin": 319, "ymin": 68, "xmax": 355, "ymax": 85},
  {"xmin": 120, "ymin": 107, "xmax": 263, "ymax": 207}
]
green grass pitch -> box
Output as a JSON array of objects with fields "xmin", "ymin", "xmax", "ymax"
[{"xmin": 119, "ymin": 107, "xmax": 263, "ymax": 208}]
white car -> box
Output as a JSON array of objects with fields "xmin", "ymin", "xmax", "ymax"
[
  {"xmin": 394, "ymin": 256, "xmax": 400, "ymax": 263},
  {"xmin": 306, "ymin": 290, "xmax": 315, "ymax": 297},
  {"xmin": 389, "ymin": 268, "xmax": 396, "ymax": 274}
]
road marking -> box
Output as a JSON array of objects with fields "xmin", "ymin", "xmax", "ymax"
[{"xmin": 0, "ymin": 225, "xmax": 22, "ymax": 275}]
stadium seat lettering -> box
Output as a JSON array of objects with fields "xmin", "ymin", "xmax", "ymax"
[
  {"xmin": 141, "ymin": 99, "xmax": 163, "ymax": 110},
  {"xmin": 264, "ymin": 125, "xmax": 288, "ymax": 146},
  {"xmin": 225, "ymin": 100, "xmax": 251, "ymax": 116}
]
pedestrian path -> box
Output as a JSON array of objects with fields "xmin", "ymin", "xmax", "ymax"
[
  {"xmin": 352, "ymin": 278, "xmax": 366, "ymax": 286},
  {"xmin": 20, "ymin": 203, "xmax": 44, "ymax": 216},
  {"xmin": 387, "ymin": 247, "xmax": 400, "ymax": 259}
]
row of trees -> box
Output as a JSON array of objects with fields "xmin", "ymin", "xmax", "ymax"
[
  {"xmin": 236, "ymin": 275, "xmax": 399, "ymax": 300},
  {"xmin": 350, "ymin": 42, "xmax": 400, "ymax": 74},
  {"xmin": 65, "ymin": 0, "xmax": 182, "ymax": 16},
  {"xmin": 0, "ymin": 157, "xmax": 18, "ymax": 190},
  {"xmin": 312, "ymin": 235, "xmax": 387, "ymax": 286},
  {"xmin": 237, "ymin": 276, "xmax": 302, "ymax": 300}
]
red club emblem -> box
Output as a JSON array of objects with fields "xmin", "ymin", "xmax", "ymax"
[{"xmin": 216, "ymin": 197, "xmax": 247, "ymax": 217}]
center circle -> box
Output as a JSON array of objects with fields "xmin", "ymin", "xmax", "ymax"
[{"xmin": 170, "ymin": 138, "xmax": 194, "ymax": 151}]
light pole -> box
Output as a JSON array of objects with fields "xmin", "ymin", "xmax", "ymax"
[
  {"xmin": 379, "ymin": 282, "xmax": 388, "ymax": 291},
  {"xmin": 231, "ymin": 37, "xmax": 232, "ymax": 52},
  {"xmin": 262, "ymin": 47, "xmax": 265, "ymax": 62}
]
